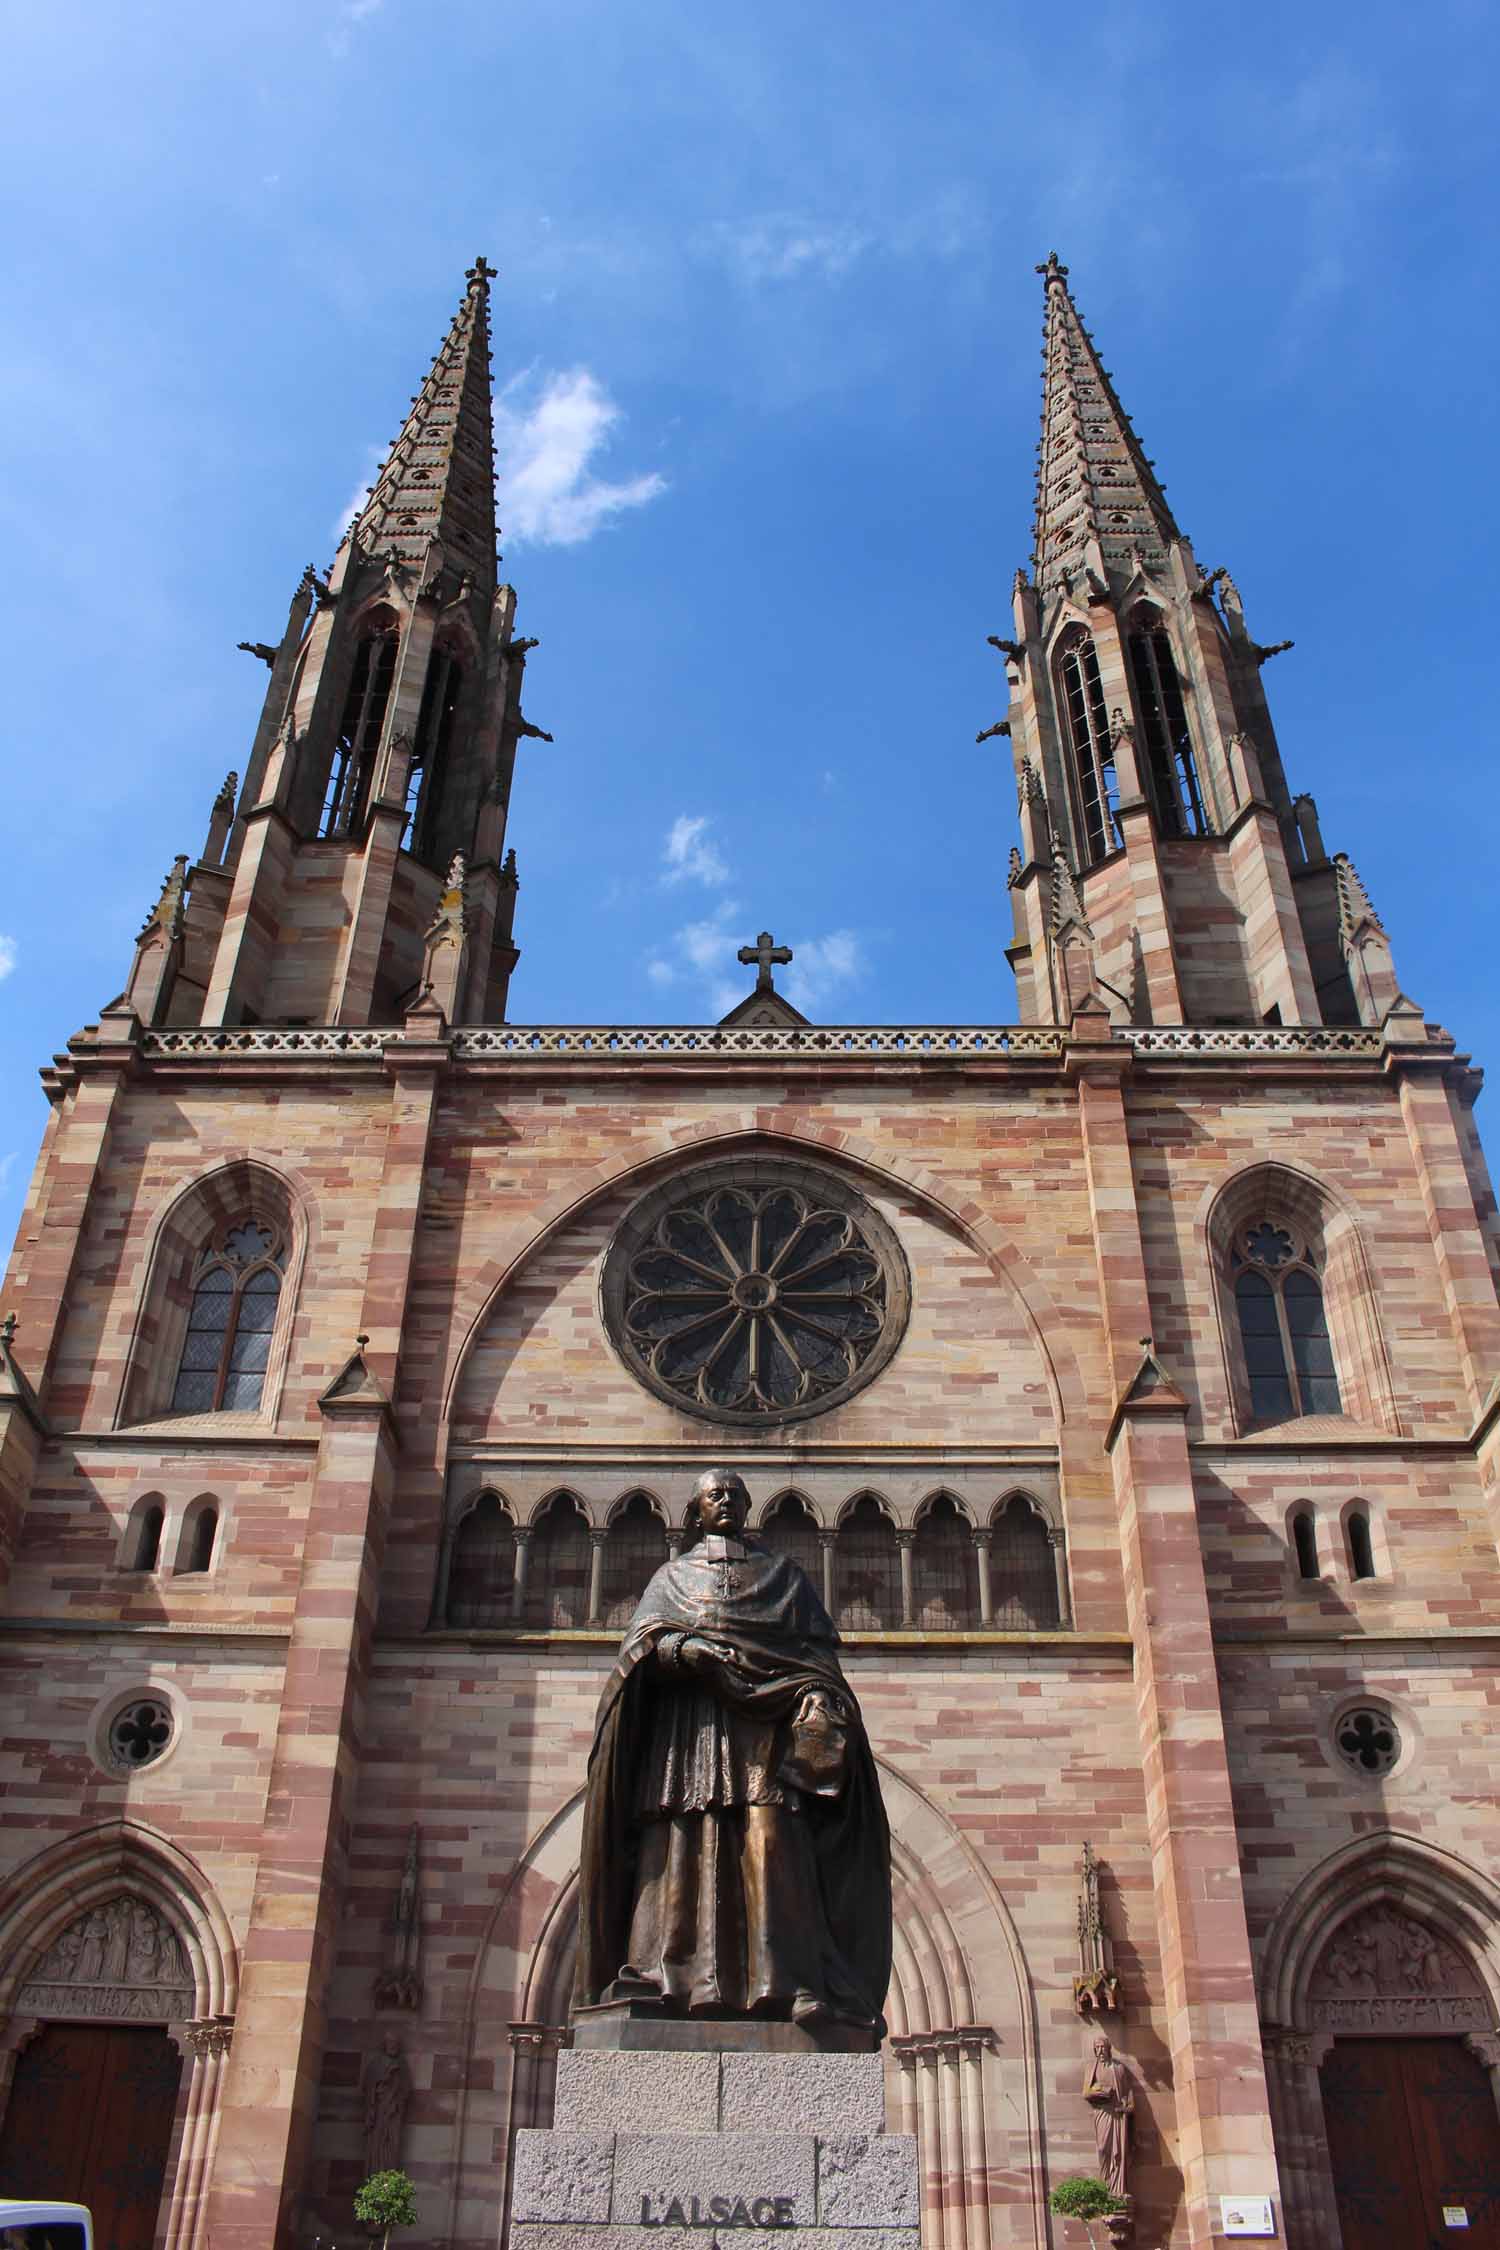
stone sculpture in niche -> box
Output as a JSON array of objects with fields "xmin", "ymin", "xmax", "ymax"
[
  {"xmin": 1084, "ymin": 2031, "xmax": 1134, "ymax": 2199},
  {"xmin": 574, "ymin": 1466, "xmax": 892, "ymax": 2041},
  {"xmin": 363, "ymin": 2030, "xmax": 410, "ymax": 2175},
  {"xmin": 374, "ymin": 1824, "xmax": 422, "ymax": 2010}
]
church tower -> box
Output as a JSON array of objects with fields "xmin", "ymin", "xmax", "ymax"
[
  {"xmin": 1004, "ymin": 253, "xmax": 1402, "ymax": 1033},
  {"xmin": 128, "ymin": 256, "xmax": 539, "ymax": 1038}
]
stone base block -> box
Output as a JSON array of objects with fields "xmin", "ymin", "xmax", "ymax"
[{"xmin": 511, "ymin": 2045, "xmax": 918, "ymax": 2242}]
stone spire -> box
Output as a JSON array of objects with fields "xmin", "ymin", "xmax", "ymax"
[
  {"xmin": 1032, "ymin": 251, "xmax": 1181, "ymax": 597},
  {"xmin": 347, "ymin": 256, "xmax": 499, "ymax": 594}
]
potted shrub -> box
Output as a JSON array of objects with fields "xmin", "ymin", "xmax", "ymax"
[
  {"xmin": 1048, "ymin": 2172, "xmax": 1127, "ymax": 2246},
  {"xmin": 353, "ymin": 2168, "xmax": 417, "ymax": 2250}
]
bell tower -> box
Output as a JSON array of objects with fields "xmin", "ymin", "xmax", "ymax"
[
  {"xmin": 121, "ymin": 256, "xmax": 544, "ymax": 1035},
  {"xmin": 1002, "ymin": 253, "xmax": 1402, "ymax": 1032}
]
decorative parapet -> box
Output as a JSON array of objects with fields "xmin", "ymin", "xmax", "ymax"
[{"xmin": 132, "ymin": 1021, "xmax": 1398, "ymax": 1066}]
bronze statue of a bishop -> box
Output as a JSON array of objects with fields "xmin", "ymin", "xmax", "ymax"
[{"xmin": 574, "ymin": 1467, "xmax": 891, "ymax": 2036}]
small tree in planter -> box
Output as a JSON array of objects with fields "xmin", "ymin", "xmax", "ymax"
[
  {"xmin": 1049, "ymin": 2173, "xmax": 1126, "ymax": 2247},
  {"xmin": 354, "ymin": 2167, "xmax": 417, "ymax": 2250}
]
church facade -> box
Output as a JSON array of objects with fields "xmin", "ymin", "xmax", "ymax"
[{"xmin": 2, "ymin": 253, "xmax": 1499, "ymax": 2250}]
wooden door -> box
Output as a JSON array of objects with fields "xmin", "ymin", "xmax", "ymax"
[
  {"xmin": 0, "ymin": 2023, "xmax": 182, "ymax": 2250},
  {"xmin": 1323, "ymin": 2036, "xmax": 1500, "ymax": 2248}
]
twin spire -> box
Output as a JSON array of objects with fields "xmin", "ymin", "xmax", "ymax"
[
  {"xmin": 346, "ymin": 255, "xmax": 500, "ymax": 593},
  {"xmin": 1031, "ymin": 251, "xmax": 1180, "ymax": 596}
]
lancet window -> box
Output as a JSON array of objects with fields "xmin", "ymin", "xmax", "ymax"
[
  {"xmin": 601, "ymin": 1492, "xmax": 669, "ymax": 1626},
  {"xmin": 1291, "ymin": 1507, "xmax": 1320, "ymax": 1581},
  {"xmin": 836, "ymin": 1495, "xmax": 901, "ymax": 1631},
  {"xmin": 1128, "ymin": 624, "xmax": 1207, "ymax": 838},
  {"xmin": 174, "ymin": 1497, "xmax": 219, "ymax": 1576},
  {"xmin": 123, "ymin": 1496, "xmax": 165, "ymax": 1572},
  {"xmin": 170, "ymin": 1219, "xmax": 285, "ymax": 1414},
  {"xmin": 1232, "ymin": 1220, "xmax": 1341, "ymax": 1423},
  {"xmin": 523, "ymin": 1492, "xmax": 591, "ymax": 1629},
  {"xmin": 321, "ymin": 611, "xmax": 399, "ymax": 838},
  {"xmin": 759, "ymin": 1492, "xmax": 822, "ymax": 1587},
  {"xmin": 404, "ymin": 643, "xmax": 464, "ymax": 864},
  {"xmin": 447, "ymin": 1493, "xmax": 517, "ymax": 1626},
  {"xmin": 1056, "ymin": 634, "xmax": 1119, "ymax": 865},
  {"xmin": 989, "ymin": 1495, "xmax": 1060, "ymax": 1628},
  {"xmin": 1346, "ymin": 1504, "xmax": 1377, "ymax": 1581},
  {"xmin": 913, "ymin": 1494, "xmax": 979, "ymax": 1629}
]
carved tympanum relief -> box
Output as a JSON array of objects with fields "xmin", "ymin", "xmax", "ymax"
[
  {"xmin": 18, "ymin": 1896, "xmax": 194, "ymax": 2021},
  {"xmin": 1309, "ymin": 1905, "xmax": 1488, "ymax": 2034}
]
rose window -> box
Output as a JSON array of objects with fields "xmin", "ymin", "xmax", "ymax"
[
  {"xmin": 1334, "ymin": 1706, "xmax": 1400, "ymax": 1778},
  {"xmin": 603, "ymin": 1161, "xmax": 909, "ymax": 1425}
]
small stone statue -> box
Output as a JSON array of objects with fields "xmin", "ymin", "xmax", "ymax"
[
  {"xmin": 363, "ymin": 2031, "xmax": 410, "ymax": 2176},
  {"xmin": 1084, "ymin": 2032, "xmax": 1134, "ymax": 2197}
]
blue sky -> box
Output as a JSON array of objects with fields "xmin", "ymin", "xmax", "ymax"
[{"xmin": 2, "ymin": 0, "xmax": 1497, "ymax": 1258}]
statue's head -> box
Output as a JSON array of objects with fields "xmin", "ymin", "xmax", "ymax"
[
  {"xmin": 1092, "ymin": 2033, "xmax": 1113, "ymax": 2060},
  {"xmin": 690, "ymin": 1466, "xmax": 751, "ymax": 1535}
]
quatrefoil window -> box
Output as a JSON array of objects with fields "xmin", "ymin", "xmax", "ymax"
[
  {"xmin": 602, "ymin": 1160, "xmax": 910, "ymax": 1426},
  {"xmin": 107, "ymin": 1697, "xmax": 174, "ymax": 1772},
  {"xmin": 1335, "ymin": 1706, "xmax": 1400, "ymax": 1778}
]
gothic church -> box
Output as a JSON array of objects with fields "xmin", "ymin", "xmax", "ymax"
[{"xmin": 2, "ymin": 252, "xmax": 1499, "ymax": 2250}]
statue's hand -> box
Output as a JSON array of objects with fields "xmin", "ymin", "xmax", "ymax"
[{"xmin": 679, "ymin": 1635, "xmax": 741, "ymax": 1689}]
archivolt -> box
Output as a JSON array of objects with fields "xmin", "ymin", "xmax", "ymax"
[{"xmin": 0, "ymin": 1817, "xmax": 238, "ymax": 2020}]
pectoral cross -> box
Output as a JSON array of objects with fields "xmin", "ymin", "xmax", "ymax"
[{"xmin": 737, "ymin": 930, "xmax": 793, "ymax": 993}]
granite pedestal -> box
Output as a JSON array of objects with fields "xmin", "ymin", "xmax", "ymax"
[{"xmin": 509, "ymin": 2031, "xmax": 920, "ymax": 2248}]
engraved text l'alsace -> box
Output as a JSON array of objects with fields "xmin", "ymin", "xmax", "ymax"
[{"xmin": 639, "ymin": 2194, "xmax": 796, "ymax": 2229}]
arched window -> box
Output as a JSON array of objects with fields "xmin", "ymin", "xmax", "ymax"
[
  {"xmin": 1232, "ymin": 1220, "xmax": 1341, "ymax": 1424},
  {"xmin": 123, "ymin": 1496, "xmax": 165, "ymax": 1572},
  {"xmin": 170, "ymin": 1219, "xmax": 285, "ymax": 1415},
  {"xmin": 759, "ymin": 1492, "xmax": 821, "ymax": 1587},
  {"xmin": 602, "ymin": 1492, "xmax": 668, "ymax": 1626},
  {"xmin": 174, "ymin": 1496, "xmax": 219, "ymax": 1576},
  {"xmin": 1346, "ymin": 1505, "xmax": 1377, "ymax": 1581},
  {"xmin": 405, "ymin": 644, "xmax": 464, "ymax": 864},
  {"xmin": 913, "ymin": 1494, "xmax": 979, "ymax": 1629},
  {"xmin": 322, "ymin": 612, "xmax": 399, "ymax": 838},
  {"xmin": 1056, "ymin": 634, "xmax": 1119, "ymax": 866},
  {"xmin": 1291, "ymin": 1507, "xmax": 1319, "ymax": 1581},
  {"xmin": 524, "ymin": 1492, "xmax": 591, "ymax": 1629},
  {"xmin": 989, "ymin": 1495, "xmax": 1060, "ymax": 1629},
  {"xmin": 836, "ymin": 1495, "xmax": 900, "ymax": 1631},
  {"xmin": 447, "ymin": 1493, "xmax": 517, "ymax": 1626},
  {"xmin": 1127, "ymin": 623, "xmax": 1207, "ymax": 838}
]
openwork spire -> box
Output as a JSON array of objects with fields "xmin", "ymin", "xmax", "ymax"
[
  {"xmin": 349, "ymin": 256, "xmax": 499, "ymax": 590},
  {"xmin": 1032, "ymin": 252, "xmax": 1181, "ymax": 595}
]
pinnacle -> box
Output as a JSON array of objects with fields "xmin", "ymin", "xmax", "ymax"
[
  {"xmin": 347, "ymin": 257, "xmax": 499, "ymax": 593},
  {"xmin": 1031, "ymin": 255, "xmax": 1182, "ymax": 598}
]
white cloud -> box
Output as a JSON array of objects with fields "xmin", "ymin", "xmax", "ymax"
[
  {"xmin": 783, "ymin": 930, "xmax": 863, "ymax": 1014},
  {"xmin": 662, "ymin": 814, "xmax": 730, "ymax": 889},
  {"xmin": 645, "ymin": 905, "xmax": 865, "ymax": 1021},
  {"xmin": 330, "ymin": 444, "xmax": 383, "ymax": 543},
  {"xmin": 0, "ymin": 935, "xmax": 16, "ymax": 982},
  {"xmin": 709, "ymin": 216, "xmax": 874, "ymax": 286},
  {"xmin": 495, "ymin": 368, "xmax": 665, "ymax": 547},
  {"xmin": 328, "ymin": 0, "xmax": 381, "ymax": 57}
]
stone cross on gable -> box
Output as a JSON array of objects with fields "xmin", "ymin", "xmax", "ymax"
[{"xmin": 737, "ymin": 931, "xmax": 792, "ymax": 993}]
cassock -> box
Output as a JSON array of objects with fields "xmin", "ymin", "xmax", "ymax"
[{"xmin": 574, "ymin": 1529, "xmax": 891, "ymax": 2030}]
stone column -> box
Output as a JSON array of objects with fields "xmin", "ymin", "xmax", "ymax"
[
  {"xmin": 162, "ymin": 2019, "xmax": 233, "ymax": 2250},
  {"xmin": 1260, "ymin": 2027, "xmax": 1337, "ymax": 2250},
  {"xmin": 1465, "ymin": 2031, "xmax": 1500, "ymax": 2127},
  {"xmin": 511, "ymin": 1523, "xmax": 533, "ymax": 1620},
  {"xmin": 818, "ymin": 1527, "xmax": 837, "ymax": 1619},
  {"xmin": 896, "ymin": 1527, "xmax": 916, "ymax": 1627},
  {"xmin": 972, "ymin": 1528, "xmax": 993, "ymax": 1626},
  {"xmin": 587, "ymin": 1528, "xmax": 608, "ymax": 1625},
  {"xmin": 1047, "ymin": 1525, "xmax": 1073, "ymax": 1626},
  {"xmin": 1072, "ymin": 1032, "xmax": 1283, "ymax": 2245}
]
